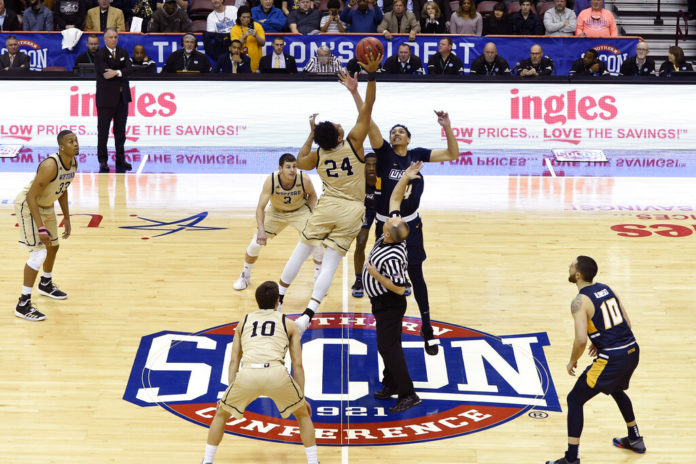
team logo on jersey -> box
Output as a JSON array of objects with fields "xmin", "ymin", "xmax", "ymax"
[{"xmin": 123, "ymin": 313, "xmax": 561, "ymax": 445}]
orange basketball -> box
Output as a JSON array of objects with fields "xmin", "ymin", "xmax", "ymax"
[{"xmin": 355, "ymin": 37, "xmax": 384, "ymax": 64}]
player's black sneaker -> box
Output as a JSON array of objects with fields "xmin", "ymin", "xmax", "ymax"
[
  {"xmin": 389, "ymin": 393, "xmax": 421, "ymax": 413},
  {"xmin": 38, "ymin": 279, "xmax": 68, "ymax": 299},
  {"xmin": 15, "ymin": 297, "xmax": 46, "ymax": 321},
  {"xmin": 351, "ymin": 280, "xmax": 364, "ymax": 298},
  {"xmin": 373, "ymin": 385, "xmax": 397, "ymax": 399},
  {"xmin": 613, "ymin": 436, "xmax": 646, "ymax": 453},
  {"xmin": 420, "ymin": 327, "xmax": 440, "ymax": 356},
  {"xmin": 545, "ymin": 457, "xmax": 579, "ymax": 464}
]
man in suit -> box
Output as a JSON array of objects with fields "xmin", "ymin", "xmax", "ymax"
[
  {"xmin": 213, "ymin": 39, "xmax": 251, "ymax": 73},
  {"xmin": 85, "ymin": 0, "xmax": 125, "ymax": 31},
  {"xmin": 95, "ymin": 28, "xmax": 132, "ymax": 173},
  {"xmin": 381, "ymin": 43, "xmax": 423, "ymax": 74},
  {"xmin": 0, "ymin": 35, "xmax": 31, "ymax": 70},
  {"xmin": 0, "ymin": 0, "xmax": 22, "ymax": 31},
  {"xmin": 259, "ymin": 36, "xmax": 297, "ymax": 74},
  {"xmin": 161, "ymin": 32, "xmax": 211, "ymax": 73},
  {"xmin": 377, "ymin": 0, "xmax": 419, "ymax": 40}
]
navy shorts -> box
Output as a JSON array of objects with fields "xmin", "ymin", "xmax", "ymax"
[
  {"xmin": 580, "ymin": 343, "xmax": 639, "ymax": 394},
  {"xmin": 362, "ymin": 207, "xmax": 376, "ymax": 230},
  {"xmin": 375, "ymin": 215, "xmax": 426, "ymax": 264}
]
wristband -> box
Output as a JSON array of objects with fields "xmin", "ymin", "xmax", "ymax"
[
  {"xmin": 389, "ymin": 210, "xmax": 401, "ymax": 218},
  {"xmin": 368, "ymin": 72, "xmax": 377, "ymax": 81},
  {"xmin": 38, "ymin": 227, "xmax": 51, "ymax": 236}
]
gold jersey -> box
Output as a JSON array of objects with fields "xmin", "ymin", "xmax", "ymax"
[
  {"xmin": 239, "ymin": 310, "xmax": 289, "ymax": 365},
  {"xmin": 269, "ymin": 171, "xmax": 308, "ymax": 212},
  {"xmin": 316, "ymin": 140, "xmax": 365, "ymax": 203},
  {"xmin": 18, "ymin": 153, "xmax": 78, "ymax": 208}
]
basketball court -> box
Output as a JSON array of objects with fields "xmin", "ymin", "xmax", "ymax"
[{"xmin": 1, "ymin": 147, "xmax": 694, "ymax": 463}]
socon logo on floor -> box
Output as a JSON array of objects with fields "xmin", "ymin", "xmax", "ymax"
[{"xmin": 123, "ymin": 313, "xmax": 561, "ymax": 445}]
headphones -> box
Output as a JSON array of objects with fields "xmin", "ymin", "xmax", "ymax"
[{"xmin": 181, "ymin": 32, "xmax": 197, "ymax": 47}]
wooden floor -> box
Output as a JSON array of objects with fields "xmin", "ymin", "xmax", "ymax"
[{"xmin": 1, "ymin": 171, "xmax": 695, "ymax": 463}]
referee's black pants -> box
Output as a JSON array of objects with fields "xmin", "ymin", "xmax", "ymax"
[{"xmin": 371, "ymin": 291, "xmax": 415, "ymax": 398}]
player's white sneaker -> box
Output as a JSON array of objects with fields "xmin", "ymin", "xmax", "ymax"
[
  {"xmin": 233, "ymin": 272, "xmax": 250, "ymax": 291},
  {"xmin": 295, "ymin": 314, "xmax": 311, "ymax": 336}
]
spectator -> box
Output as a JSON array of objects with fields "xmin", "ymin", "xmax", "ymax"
[
  {"xmin": 0, "ymin": 35, "xmax": 30, "ymax": 70},
  {"xmin": 161, "ymin": 32, "xmax": 211, "ymax": 72},
  {"xmin": 131, "ymin": 0, "xmax": 156, "ymax": 32},
  {"xmin": 52, "ymin": 0, "xmax": 86, "ymax": 29},
  {"xmin": 427, "ymin": 36, "xmax": 463, "ymax": 74},
  {"xmin": 206, "ymin": 0, "xmax": 237, "ymax": 32},
  {"xmin": 449, "ymin": 0, "xmax": 481, "ymax": 35},
  {"xmin": 573, "ymin": 0, "xmax": 602, "ymax": 16},
  {"xmin": 0, "ymin": 0, "xmax": 22, "ymax": 31},
  {"xmin": 259, "ymin": 35, "xmax": 298, "ymax": 73},
  {"xmin": 131, "ymin": 43, "xmax": 156, "ymax": 74},
  {"xmin": 659, "ymin": 45, "xmax": 693, "ymax": 76},
  {"xmin": 382, "ymin": 42, "xmax": 424, "ymax": 74},
  {"xmin": 213, "ymin": 39, "xmax": 252, "ymax": 73},
  {"xmin": 252, "ymin": 0, "xmax": 285, "ymax": 32},
  {"xmin": 304, "ymin": 44, "xmax": 342, "ymax": 73},
  {"xmin": 288, "ymin": 0, "xmax": 321, "ymax": 34},
  {"xmin": 620, "ymin": 42, "xmax": 655, "ymax": 76},
  {"xmin": 569, "ymin": 48, "xmax": 608, "ymax": 75},
  {"xmin": 544, "ymin": 0, "xmax": 575, "ymax": 35},
  {"xmin": 148, "ymin": 0, "xmax": 191, "ymax": 31},
  {"xmin": 85, "ymin": 0, "xmax": 125, "ymax": 31},
  {"xmin": 282, "ymin": 0, "xmax": 298, "ymax": 16},
  {"xmin": 514, "ymin": 44, "xmax": 554, "ymax": 76},
  {"xmin": 155, "ymin": 0, "xmax": 187, "ymax": 11},
  {"xmin": 482, "ymin": 1, "xmax": 511, "ymax": 35},
  {"xmin": 419, "ymin": 0, "xmax": 444, "ymax": 33},
  {"xmin": 378, "ymin": 0, "xmax": 417, "ymax": 39},
  {"xmin": 413, "ymin": 0, "xmax": 451, "ymax": 21},
  {"xmin": 511, "ymin": 0, "xmax": 543, "ymax": 35},
  {"xmin": 23, "ymin": 0, "xmax": 53, "ymax": 30},
  {"xmin": 229, "ymin": 5, "xmax": 264, "ymax": 72},
  {"xmin": 575, "ymin": 0, "xmax": 616, "ymax": 37},
  {"xmin": 470, "ymin": 41, "xmax": 510, "ymax": 75},
  {"xmin": 341, "ymin": 0, "xmax": 383, "ymax": 32},
  {"xmin": 321, "ymin": 0, "xmax": 347, "ymax": 32},
  {"xmin": 73, "ymin": 33, "xmax": 99, "ymax": 70}
]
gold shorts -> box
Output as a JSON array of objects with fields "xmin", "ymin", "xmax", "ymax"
[
  {"xmin": 264, "ymin": 205, "xmax": 312, "ymax": 237},
  {"xmin": 301, "ymin": 196, "xmax": 364, "ymax": 256},
  {"xmin": 15, "ymin": 195, "xmax": 59, "ymax": 251},
  {"xmin": 219, "ymin": 365, "xmax": 306, "ymax": 419}
]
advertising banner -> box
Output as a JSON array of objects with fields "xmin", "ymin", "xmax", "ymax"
[
  {"xmin": 0, "ymin": 32, "xmax": 639, "ymax": 75},
  {"xmin": 0, "ymin": 80, "xmax": 692, "ymax": 150}
]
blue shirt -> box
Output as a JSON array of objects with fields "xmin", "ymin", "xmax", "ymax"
[
  {"xmin": 340, "ymin": 5, "xmax": 384, "ymax": 33},
  {"xmin": 251, "ymin": 5, "xmax": 286, "ymax": 32},
  {"xmin": 374, "ymin": 139, "xmax": 431, "ymax": 216}
]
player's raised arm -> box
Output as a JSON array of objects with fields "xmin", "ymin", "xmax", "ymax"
[
  {"xmin": 389, "ymin": 161, "xmax": 423, "ymax": 213},
  {"xmin": 429, "ymin": 110, "xmax": 460, "ymax": 162},
  {"xmin": 339, "ymin": 69, "xmax": 384, "ymax": 150},
  {"xmin": 347, "ymin": 52, "xmax": 383, "ymax": 157},
  {"xmin": 297, "ymin": 113, "xmax": 319, "ymax": 170}
]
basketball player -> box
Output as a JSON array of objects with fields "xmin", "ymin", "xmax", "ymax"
[
  {"xmin": 14, "ymin": 130, "xmax": 79, "ymax": 321},
  {"xmin": 233, "ymin": 153, "xmax": 322, "ymax": 291},
  {"xmin": 201, "ymin": 281, "xmax": 319, "ymax": 464},
  {"xmin": 351, "ymin": 152, "xmax": 380, "ymax": 298},
  {"xmin": 275, "ymin": 51, "xmax": 382, "ymax": 335},
  {"xmin": 339, "ymin": 69, "xmax": 460, "ymax": 355},
  {"xmin": 546, "ymin": 256, "xmax": 645, "ymax": 464}
]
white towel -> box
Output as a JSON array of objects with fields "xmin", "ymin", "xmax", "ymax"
[{"xmin": 61, "ymin": 28, "xmax": 84, "ymax": 51}]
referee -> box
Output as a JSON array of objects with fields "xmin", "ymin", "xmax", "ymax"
[{"xmin": 363, "ymin": 162, "xmax": 423, "ymax": 414}]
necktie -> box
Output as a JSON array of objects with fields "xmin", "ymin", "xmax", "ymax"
[
  {"xmin": 233, "ymin": 61, "xmax": 237, "ymax": 74},
  {"xmin": 274, "ymin": 55, "xmax": 280, "ymax": 69},
  {"xmin": 111, "ymin": 49, "xmax": 116, "ymax": 61},
  {"xmin": 9, "ymin": 55, "xmax": 14, "ymax": 66}
]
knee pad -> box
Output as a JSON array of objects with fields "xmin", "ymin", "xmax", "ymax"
[
  {"xmin": 27, "ymin": 248, "xmax": 47, "ymax": 271},
  {"xmin": 246, "ymin": 235, "xmax": 263, "ymax": 257}
]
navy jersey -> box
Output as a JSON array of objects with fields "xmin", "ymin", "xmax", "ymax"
[
  {"xmin": 365, "ymin": 180, "xmax": 380, "ymax": 210},
  {"xmin": 579, "ymin": 283, "xmax": 636, "ymax": 351},
  {"xmin": 374, "ymin": 139, "xmax": 431, "ymax": 217}
]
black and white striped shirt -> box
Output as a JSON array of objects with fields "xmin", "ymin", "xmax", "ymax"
[{"xmin": 362, "ymin": 235, "xmax": 409, "ymax": 298}]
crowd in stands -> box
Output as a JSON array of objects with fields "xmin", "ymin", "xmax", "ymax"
[{"xmin": 0, "ymin": 0, "xmax": 693, "ymax": 76}]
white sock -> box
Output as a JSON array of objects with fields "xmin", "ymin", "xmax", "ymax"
[
  {"xmin": 311, "ymin": 247, "xmax": 341, "ymax": 303},
  {"xmin": 307, "ymin": 299, "xmax": 320, "ymax": 312},
  {"xmin": 242, "ymin": 262, "xmax": 254, "ymax": 276},
  {"xmin": 21, "ymin": 286, "xmax": 32, "ymax": 296},
  {"xmin": 41, "ymin": 272, "xmax": 52, "ymax": 280},
  {"xmin": 305, "ymin": 445, "xmax": 318, "ymax": 464},
  {"xmin": 203, "ymin": 444, "xmax": 218, "ymax": 463},
  {"xmin": 280, "ymin": 242, "xmax": 315, "ymax": 286}
]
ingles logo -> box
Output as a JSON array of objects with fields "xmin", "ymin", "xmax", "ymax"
[
  {"xmin": 123, "ymin": 313, "xmax": 560, "ymax": 445},
  {"xmin": 510, "ymin": 88, "xmax": 618, "ymax": 125}
]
